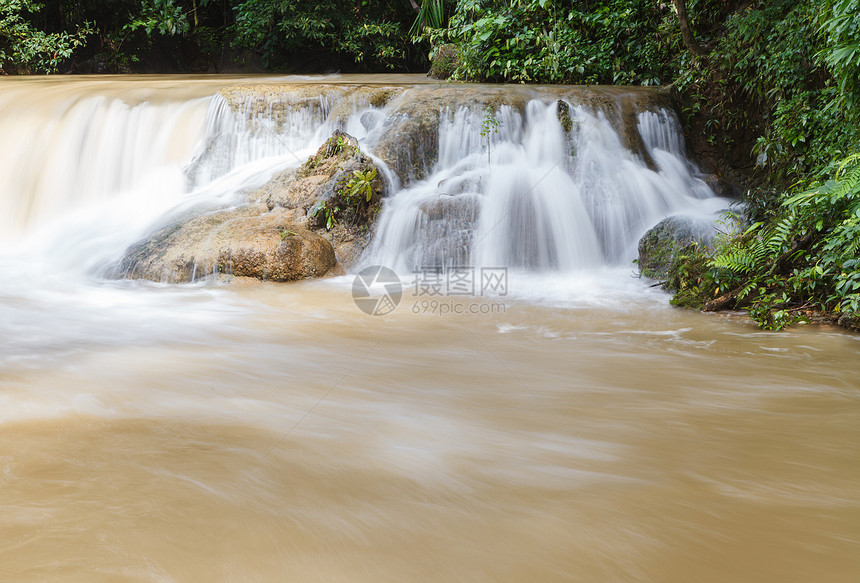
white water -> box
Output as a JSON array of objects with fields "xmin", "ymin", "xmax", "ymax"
[
  {"xmin": 366, "ymin": 99, "xmax": 727, "ymax": 272},
  {"xmin": 0, "ymin": 78, "xmax": 725, "ymax": 281}
]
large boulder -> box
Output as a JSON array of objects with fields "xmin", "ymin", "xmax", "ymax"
[
  {"xmin": 269, "ymin": 129, "xmax": 386, "ymax": 266},
  {"xmin": 116, "ymin": 206, "xmax": 337, "ymax": 283},
  {"xmin": 638, "ymin": 215, "xmax": 715, "ymax": 280},
  {"xmin": 117, "ymin": 130, "xmax": 385, "ymax": 283}
]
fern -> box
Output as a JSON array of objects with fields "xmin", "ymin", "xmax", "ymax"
[
  {"xmin": 766, "ymin": 212, "xmax": 796, "ymax": 254},
  {"xmin": 786, "ymin": 153, "xmax": 860, "ymax": 209},
  {"xmin": 710, "ymin": 239, "xmax": 767, "ymax": 274},
  {"xmin": 673, "ymin": 153, "xmax": 860, "ymax": 329},
  {"xmin": 736, "ymin": 279, "xmax": 760, "ymax": 301}
]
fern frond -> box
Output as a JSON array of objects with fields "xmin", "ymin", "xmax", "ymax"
[
  {"xmin": 765, "ymin": 212, "xmax": 796, "ymax": 254},
  {"xmin": 736, "ymin": 279, "xmax": 760, "ymax": 300}
]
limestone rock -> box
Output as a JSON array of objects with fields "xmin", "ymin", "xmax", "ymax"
[
  {"xmin": 117, "ymin": 129, "xmax": 385, "ymax": 283},
  {"xmin": 117, "ymin": 207, "xmax": 336, "ymax": 283},
  {"xmin": 428, "ymin": 45, "xmax": 460, "ymax": 80}
]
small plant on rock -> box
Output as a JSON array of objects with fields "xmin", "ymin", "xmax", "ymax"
[
  {"xmin": 480, "ymin": 105, "xmax": 501, "ymax": 166},
  {"xmin": 346, "ymin": 167, "xmax": 378, "ymax": 203}
]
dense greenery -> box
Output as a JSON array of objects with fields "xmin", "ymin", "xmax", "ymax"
[
  {"xmin": 663, "ymin": 0, "xmax": 860, "ymax": 330},
  {"xmin": 231, "ymin": 0, "xmax": 417, "ymax": 71},
  {"xmin": 668, "ymin": 155, "xmax": 860, "ymax": 330},
  {"xmin": 423, "ymin": 0, "xmax": 682, "ymax": 84},
  {"xmin": 0, "ymin": 0, "xmax": 424, "ymax": 73},
  {"xmin": 0, "ymin": 0, "xmax": 91, "ymax": 73}
]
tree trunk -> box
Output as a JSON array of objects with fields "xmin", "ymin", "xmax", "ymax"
[{"xmin": 672, "ymin": 0, "xmax": 708, "ymax": 57}]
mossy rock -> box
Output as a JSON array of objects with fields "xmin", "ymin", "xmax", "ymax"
[
  {"xmin": 115, "ymin": 207, "xmax": 337, "ymax": 283},
  {"xmin": 638, "ymin": 215, "xmax": 714, "ymax": 280},
  {"xmin": 557, "ymin": 99, "xmax": 573, "ymax": 133},
  {"xmin": 428, "ymin": 45, "xmax": 460, "ymax": 80}
]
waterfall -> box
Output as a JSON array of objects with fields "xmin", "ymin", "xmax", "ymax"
[
  {"xmin": 0, "ymin": 78, "xmax": 727, "ymax": 282},
  {"xmin": 365, "ymin": 98, "xmax": 725, "ymax": 273},
  {"xmin": 0, "ymin": 80, "xmax": 381, "ymax": 274},
  {"xmin": 0, "ymin": 88, "xmax": 208, "ymax": 244}
]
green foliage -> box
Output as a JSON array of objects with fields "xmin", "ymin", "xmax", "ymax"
[
  {"xmin": 232, "ymin": 0, "xmax": 413, "ymax": 70},
  {"xmin": 479, "ymin": 105, "xmax": 500, "ymax": 165},
  {"xmin": 669, "ymin": 155, "xmax": 860, "ymax": 330},
  {"xmin": 0, "ymin": 0, "xmax": 92, "ymax": 73},
  {"xmin": 818, "ymin": 0, "xmax": 860, "ymax": 109},
  {"xmin": 125, "ymin": 0, "xmax": 190, "ymax": 37},
  {"xmin": 312, "ymin": 200, "xmax": 340, "ymax": 231},
  {"xmin": 411, "ymin": 0, "xmax": 447, "ymax": 36},
  {"xmin": 677, "ymin": 0, "xmax": 860, "ymax": 189},
  {"xmin": 425, "ymin": 0, "xmax": 680, "ymax": 84},
  {"xmin": 427, "ymin": 42, "xmax": 458, "ymax": 79},
  {"xmin": 666, "ymin": 242, "xmax": 718, "ymax": 309},
  {"xmin": 312, "ymin": 165, "xmax": 379, "ymax": 231},
  {"xmin": 346, "ymin": 167, "xmax": 377, "ymax": 203}
]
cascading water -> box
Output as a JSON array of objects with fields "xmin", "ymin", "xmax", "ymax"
[
  {"xmin": 0, "ymin": 77, "xmax": 380, "ymax": 364},
  {"xmin": 365, "ymin": 98, "xmax": 726, "ymax": 273},
  {"xmin": 0, "ymin": 78, "xmax": 726, "ymax": 282},
  {"xmin": 0, "ymin": 78, "xmax": 730, "ymax": 362},
  {"xmin": 0, "ymin": 79, "xmax": 384, "ymax": 274}
]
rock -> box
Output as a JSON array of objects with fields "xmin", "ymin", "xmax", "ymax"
[
  {"xmin": 638, "ymin": 215, "xmax": 715, "ymax": 280},
  {"xmin": 117, "ymin": 130, "xmax": 385, "ymax": 283},
  {"xmin": 288, "ymin": 130, "xmax": 386, "ymax": 264},
  {"xmin": 428, "ymin": 44, "xmax": 460, "ymax": 80},
  {"xmin": 217, "ymin": 85, "xmax": 403, "ymax": 128},
  {"xmin": 116, "ymin": 207, "xmax": 336, "ymax": 283},
  {"xmin": 557, "ymin": 99, "xmax": 573, "ymax": 133},
  {"xmin": 837, "ymin": 312, "xmax": 860, "ymax": 332},
  {"xmin": 371, "ymin": 86, "xmax": 532, "ymax": 186}
]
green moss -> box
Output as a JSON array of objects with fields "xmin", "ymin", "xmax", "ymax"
[
  {"xmin": 556, "ymin": 100, "xmax": 573, "ymax": 133},
  {"xmin": 428, "ymin": 44, "xmax": 460, "ymax": 80}
]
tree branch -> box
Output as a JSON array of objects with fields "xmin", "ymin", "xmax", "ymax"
[{"xmin": 672, "ymin": 0, "xmax": 709, "ymax": 57}]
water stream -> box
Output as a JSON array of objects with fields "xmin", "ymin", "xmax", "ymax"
[{"xmin": 0, "ymin": 75, "xmax": 857, "ymax": 582}]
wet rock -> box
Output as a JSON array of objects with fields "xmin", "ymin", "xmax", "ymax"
[
  {"xmin": 291, "ymin": 130, "xmax": 386, "ymax": 264},
  {"xmin": 372, "ymin": 86, "xmax": 531, "ymax": 186},
  {"xmin": 218, "ymin": 85, "xmax": 403, "ymax": 129},
  {"xmin": 557, "ymin": 99, "xmax": 573, "ymax": 133},
  {"xmin": 638, "ymin": 215, "xmax": 715, "ymax": 280},
  {"xmin": 118, "ymin": 130, "xmax": 385, "ymax": 283},
  {"xmin": 414, "ymin": 194, "xmax": 480, "ymax": 267},
  {"xmin": 117, "ymin": 207, "xmax": 336, "ymax": 283},
  {"xmin": 837, "ymin": 312, "xmax": 860, "ymax": 332}
]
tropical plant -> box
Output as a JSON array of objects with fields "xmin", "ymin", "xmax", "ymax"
[
  {"xmin": 410, "ymin": 0, "xmax": 447, "ymax": 36},
  {"xmin": 668, "ymin": 154, "xmax": 860, "ymax": 329},
  {"xmin": 0, "ymin": 0, "xmax": 92, "ymax": 73},
  {"xmin": 231, "ymin": 0, "xmax": 413, "ymax": 70},
  {"xmin": 818, "ymin": 0, "xmax": 860, "ymax": 109},
  {"xmin": 346, "ymin": 167, "xmax": 377, "ymax": 203}
]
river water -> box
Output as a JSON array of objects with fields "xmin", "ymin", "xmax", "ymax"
[{"xmin": 0, "ymin": 76, "xmax": 858, "ymax": 582}]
